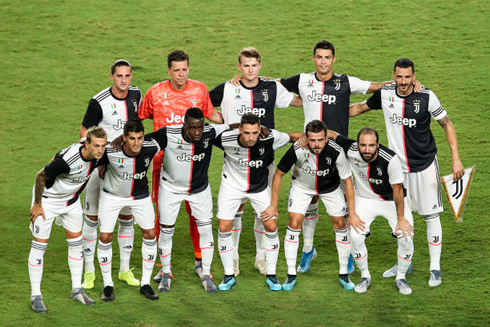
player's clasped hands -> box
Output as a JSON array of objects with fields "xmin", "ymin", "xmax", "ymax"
[
  {"xmin": 260, "ymin": 205, "xmax": 278, "ymax": 222},
  {"xmin": 395, "ymin": 218, "xmax": 414, "ymax": 241}
]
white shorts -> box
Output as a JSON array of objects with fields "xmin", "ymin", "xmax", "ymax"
[
  {"xmin": 288, "ymin": 184, "xmax": 347, "ymax": 217},
  {"xmin": 237, "ymin": 162, "xmax": 275, "ymax": 207},
  {"xmin": 30, "ymin": 192, "xmax": 83, "ymax": 239},
  {"xmin": 98, "ymin": 191, "xmax": 154, "ymax": 233},
  {"xmin": 217, "ymin": 182, "xmax": 274, "ymax": 220},
  {"xmin": 405, "ymin": 158, "xmax": 443, "ymax": 215},
  {"xmin": 158, "ymin": 184, "xmax": 213, "ymax": 226},
  {"xmin": 352, "ymin": 195, "xmax": 414, "ymax": 236},
  {"xmin": 84, "ymin": 171, "xmax": 131, "ymax": 216}
]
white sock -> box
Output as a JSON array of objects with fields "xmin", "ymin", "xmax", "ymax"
[
  {"xmin": 118, "ymin": 218, "xmax": 134, "ymax": 273},
  {"xmin": 254, "ymin": 216, "xmax": 265, "ymax": 259},
  {"xmin": 197, "ymin": 220, "xmax": 214, "ymax": 276},
  {"xmin": 264, "ymin": 229, "xmax": 279, "ymax": 275},
  {"xmin": 159, "ymin": 227, "xmax": 174, "ymax": 274},
  {"xmin": 425, "ymin": 214, "xmax": 442, "ymax": 271},
  {"xmin": 98, "ymin": 241, "xmax": 113, "ymax": 287},
  {"xmin": 284, "ymin": 226, "xmax": 301, "ymax": 276},
  {"xmin": 28, "ymin": 240, "xmax": 47, "ymax": 296},
  {"xmin": 141, "ymin": 237, "xmax": 157, "ymax": 286},
  {"xmin": 218, "ymin": 230, "xmax": 234, "ymax": 276},
  {"xmin": 67, "ymin": 236, "xmax": 84, "ymax": 290},
  {"xmin": 232, "ymin": 211, "xmax": 243, "ymax": 253},
  {"xmin": 396, "ymin": 235, "xmax": 414, "ymax": 280},
  {"xmin": 334, "ymin": 227, "xmax": 350, "ymax": 275},
  {"xmin": 302, "ymin": 202, "xmax": 319, "ymax": 253},
  {"xmin": 350, "ymin": 231, "xmax": 370, "ymax": 279},
  {"xmin": 82, "ymin": 216, "xmax": 98, "ymax": 273}
]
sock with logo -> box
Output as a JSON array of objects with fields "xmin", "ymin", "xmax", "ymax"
[
  {"xmin": 197, "ymin": 220, "xmax": 214, "ymax": 276},
  {"xmin": 159, "ymin": 227, "xmax": 174, "ymax": 274},
  {"xmin": 67, "ymin": 236, "xmax": 84, "ymax": 289},
  {"xmin": 141, "ymin": 237, "xmax": 157, "ymax": 286},
  {"xmin": 302, "ymin": 202, "xmax": 319, "ymax": 253},
  {"xmin": 98, "ymin": 240, "xmax": 113, "ymax": 287},
  {"xmin": 334, "ymin": 226, "xmax": 350, "ymax": 275},
  {"xmin": 284, "ymin": 226, "xmax": 301, "ymax": 276},
  {"xmin": 425, "ymin": 214, "xmax": 442, "ymax": 271},
  {"xmin": 28, "ymin": 240, "xmax": 48, "ymax": 297},
  {"xmin": 118, "ymin": 218, "xmax": 134, "ymax": 273},
  {"xmin": 396, "ymin": 234, "xmax": 414, "ymax": 280},
  {"xmin": 82, "ymin": 216, "xmax": 98, "ymax": 273},
  {"xmin": 264, "ymin": 229, "xmax": 280, "ymax": 275},
  {"xmin": 350, "ymin": 230, "xmax": 370, "ymax": 279},
  {"xmin": 218, "ymin": 230, "xmax": 234, "ymax": 276}
]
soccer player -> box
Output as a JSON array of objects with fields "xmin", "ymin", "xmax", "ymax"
[
  {"xmin": 328, "ymin": 127, "xmax": 415, "ymax": 294},
  {"xmin": 28, "ymin": 127, "xmax": 107, "ymax": 313},
  {"xmin": 261, "ymin": 120, "xmax": 358, "ymax": 291},
  {"xmin": 97, "ymin": 119, "xmax": 161, "ymax": 302},
  {"xmin": 138, "ymin": 50, "xmax": 223, "ymax": 281},
  {"xmin": 349, "ymin": 58, "xmax": 465, "ymax": 287},
  {"xmin": 214, "ymin": 113, "xmax": 301, "ymax": 291},
  {"xmin": 80, "ymin": 59, "xmax": 141, "ymax": 289},
  {"xmin": 209, "ymin": 47, "xmax": 302, "ymax": 276},
  {"xmin": 147, "ymin": 108, "xmax": 228, "ymax": 293}
]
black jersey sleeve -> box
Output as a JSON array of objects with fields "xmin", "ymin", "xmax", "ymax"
[
  {"xmin": 213, "ymin": 132, "xmax": 224, "ymax": 150},
  {"xmin": 280, "ymin": 74, "xmax": 301, "ymax": 94},
  {"xmin": 209, "ymin": 82, "xmax": 226, "ymax": 107},
  {"xmin": 82, "ymin": 99, "xmax": 103, "ymax": 128},
  {"xmin": 366, "ymin": 89, "xmax": 382, "ymax": 110},
  {"xmin": 145, "ymin": 127, "xmax": 168, "ymax": 149},
  {"xmin": 44, "ymin": 157, "xmax": 70, "ymax": 180},
  {"xmin": 96, "ymin": 152, "xmax": 109, "ymax": 166},
  {"xmin": 277, "ymin": 144, "xmax": 298, "ymax": 173},
  {"xmin": 335, "ymin": 135, "xmax": 356, "ymax": 154}
]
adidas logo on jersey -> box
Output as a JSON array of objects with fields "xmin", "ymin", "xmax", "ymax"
[
  {"xmin": 389, "ymin": 104, "xmax": 395, "ymax": 109},
  {"xmin": 163, "ymin": 100, "xmax": 170, "ymax": 105},
  {"xmin": 235, "ymin": 95, "xmax": 241, "ymax": 99},
  {"xmin": 112, "ymin": 110, "xmax": 118, "ymax": 116},
  {"xmin": 119, "ymin": 165, "xmax": 124, "ymax": 168}
]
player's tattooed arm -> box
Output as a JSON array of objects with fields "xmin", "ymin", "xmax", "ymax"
[
  {"xmin": 438, "ymin": 115, "xmax": 465, "ymax": 181},
  {"xmin": 30, "ymin": 169, "xmax": 47, "ymax": 222},
  {"xmin": 289, "ymin": 95, "xmax": 303, "ymax": 107},
  {"xmin": 349, "ymin": 101, "xmax": 373, "ymax": 117}
]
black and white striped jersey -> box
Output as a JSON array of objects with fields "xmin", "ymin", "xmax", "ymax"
[
  {"xmin": 209, "ymin": 79, "xmax": 293, "ymax": 128},
  {"xmin": 281, "ymin": 72, "xmax": 370, "ymax": 136},
  {"xmin": 336, "ymin": 135, "xmax": 406, "ymax": 201},
  {"xmin": 81, "ymin": 86, "xmax": 141, "ymax": 141},
  {"xmin": 277, "ymin": 139, "xmax": 351, "ymax": 194},
  {"xmin": 215, "ymin": 129, "xmax": 290, "ymax": 193},
  {"xmin": 102, "ymin": 139, "xmax": 161, "ymax": 200},
  {"xmin": 146, "ymin": 124, "xmax": 229, "ymax": 194},
  {"xmin": 366, "ymin": 85, "xmax": 446, "ymax": 173},
  {"xmin": 42, "ymin": 142, "xmax": 101, "ymax": 206}
]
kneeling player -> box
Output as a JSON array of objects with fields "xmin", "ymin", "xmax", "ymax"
[
  {"xmin": 262, "ymin": 120, "xmax": 357, "ymax": 291},
  {"xmin": 214, "ymin": 113, "xmax": 300, "ymax": 291},
  {"xmin": 97, "ymin": 119, "xmax": 161, "ymax": 301},
  {"xmin": 330, "ymin": 128, "xmax": 414, "ymax": 294},
  {"xmin": 28, "ymin": 127, "xmax": 107, "ymax": 313}
]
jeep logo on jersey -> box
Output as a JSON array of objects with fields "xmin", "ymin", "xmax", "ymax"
[
  {"xmin": 70, "ymin": 175, "xmax": 90, "ymax": 183},
  {"xmin": 177, "ymin": 152, "xmax": 206, "ymax": 162},
  {"xmin": 390, "ymin": 113, "xmax": 417, "ymax": 128},
  {"xmin": 237, "ymin": 105, "xmax": 266, "ymax": 117},
  {"xmin": 307, "ymin": 90, "xmax": 336, "ymax": 104},
  {"xmin": 236, "ymin": 158, "xmax": 263, "ymax": 168},
  {"xmin": 302, "ymin": 166, "xmax": 329, "ymax": 176},
  {"xmin": 358, "ymin": 172, "xmax": 383, "ymax": 185},
  {"xmin": 165, "ymin": 112, "xmax": 185, "ymax": 124},
  {"xmin": 113, "ymin": 119, "xmax": 126, "ymax": 130},
  {"xmin": 121, "ymin": 171, "xmax": 147, "ymax": 180}
]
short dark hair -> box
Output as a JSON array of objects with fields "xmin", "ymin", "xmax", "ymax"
[
  {"xmin": 124, "ymin": 118, "xmax": 144, "ymax": 136},
  {"xmin": 313, "ymin": 40, "xmax": 335, "ymax": 57},
  {"xmin": 168, "ymin": 50, "xmax": 189, "ymax": 68},
  {"xmin": 185, "ymin": 107, "xmax": 204, "ymax": 123},
  {"xmin": 357, "ymin": 127, "xmax": 379, "ymax": 144},
  {"xmin": 394, "ymin": 58, "xmax": 415, "ymax": 73},
  {"xmin": 305, "ymin": 119, "xmax": 327, "ymax": 137},
  {"xmin": 238, "ymin": 47, "xmax": 261, "ymax": 63},
  {"xmin": 111, "ymin": 59, "xmax": 132, "ymax": 75},
  {"xmin": 240, "ymin": 113, "xmax": 260, "ymax": 126}
]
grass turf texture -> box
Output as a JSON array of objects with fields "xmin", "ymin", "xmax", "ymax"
[{"xmin": 1, "ymin": 0, "xmax": 489, "ymax": 326}]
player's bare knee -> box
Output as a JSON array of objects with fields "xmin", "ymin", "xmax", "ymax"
[
  {"xmin": 118, "ymin": 214, "xmax": 132, "ymax": 221},
  {"xmin": 331, "ymin": 216, "xmax": 346, "ymax": 229},
  {"xmin": 86, "ymin": 214, "xmax": 98, "ymax": 222},
  {"xmin": 141, "ymin": 228, "xmax": 155, "ymax": 239},
  {"xmin": 160, "ymin": 224, "xmax": 175, "ymax": 229},
  {"xmin": 263, "ymin": 220, "xmax": 277, "ymax": 233},
  {"xmin": 218, "ymin": 219, "xmax": 233, "ymax": 233},
  {"xmin": 288, "ymin": 213, "xmax": 304, "ymax": 230},
  {"xmin": 99, "ymin": 232, "xmax": 113, "ymax": 243},
  {"xmin": 33, "ymin": 237, "xmax": 49, "ymax": 243},
  {"xmin": 65, "ymin": 229, "xmax": 82, "ymax": 240}
]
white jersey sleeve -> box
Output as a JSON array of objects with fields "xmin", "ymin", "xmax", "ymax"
[
  {"xmin": 347, "ymin": 75, "xmax": 371, "ymax": 95},
  {"xmin": 428, "ymin": 90, "xmax": 447, "ymax": 120},
  {"xmin": 211, "ymin": 124, "xmax": 230, "ymax": 137},
  {"xmin": 387, "ymin": 155, "xmax": 404, "ymax": 185},
  {"xmin": 274, "ymin": 81, "xmax": 294, "ymax": 108},
  {"xmin": 335, "ymin": 149, "xmax": 352, "ymax": 180},
  {"xmin": 271, "ymin": 129, "xmax": 291, "ymax": 150}
]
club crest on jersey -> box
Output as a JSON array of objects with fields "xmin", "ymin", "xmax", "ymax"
[
  {"xmin": 132, "ymin": 100, "xmax": 139, "ymax": 111},
  {"xmin": 413, "ymin": 100, "xmax": 421, "ymax": 113},
  {"xmin": 377, "ymin": 166, "xmax": 382, "ymax": 176},
  {"xmin": 190, "ymin": 96, "xmax": 197, "ymax": 107},
  {"xmin": 202, "ymin": 138, "xmax": 210, "ymax": 149},
  {"xmin": 334, "ymin": 79, "xmax": 341, "ymax": 91},
  {"xmin": 145, "ymin": 157, "xmax": 150, "ymax": 167},
  {"xmin": 262, "ymin": 89, "xmax": 269, "ymax": 102},
  {"xmin": 325, "ymin": 157, "xmax": 331, "ymax": 165},
  {"xmin": 259, "ymin": 147, "xmax": 265, "ymax": 155}
]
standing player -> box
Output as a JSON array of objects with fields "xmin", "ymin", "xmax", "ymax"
[
  {"xmin": 28, "ymin": 127, "xmax": 107, "ymax": 313},
  {"xmin": 262, "ymin": 120, "xmax": 358, "ymax": 291},
  {"xmin": 138, "ymin": 50, "xmax": 223, "ymax": 280},
  {"xmin": 97, "ymin": 119, "xmax": 161, "ymax": 302},
  {"xmin": 214, "ymin": 113, "xmax": 301, "ymax": 291},
  {"xmin": 209, "ymin": 47, "xmax": 302, "ymax": 276},
  {"xmin": 349, "ymin": 58, "xmax": 465, "ymax": 286},
  {"xmin": 147, "ymin": 108, "xmax": 228, "ymax": 293},
  {"xmin": 329, "ymin": 127, "xmax": 415, "ymax": 294},
  {"xmin": 80, "ymin": 59, "xmax": 141, "ymax": 289}
]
